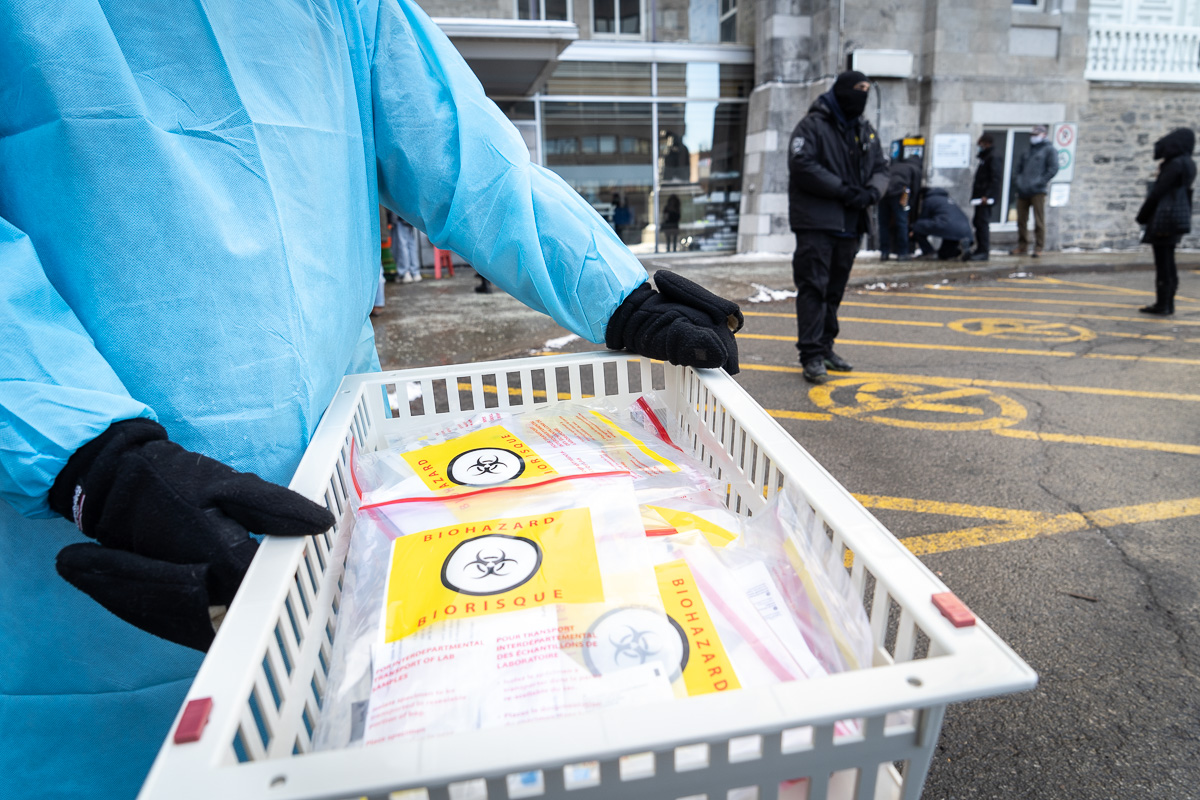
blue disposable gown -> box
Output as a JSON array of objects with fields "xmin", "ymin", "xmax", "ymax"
[{"xmin": 0, "ymin": 2, "xmax": 647, "ymax": 798}]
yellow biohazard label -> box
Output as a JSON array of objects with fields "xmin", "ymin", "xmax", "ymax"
[
  {"xmin": 384, "ymin": 508, "xmax": 603, "ymax": 642},
  {"xmin": 644, "ymin": 505, "xmax": 739, "ymax": 548},
  {"xmin": 584, "ymin": 411, "xmax": 680, "ymax": 473},
  {"xmin": 655, "ymin": 560, "xmax": 740, "ymax": 695},
  {"xmin": 401, "ymin": 426, "xmax": 557, "ymax": 492}
]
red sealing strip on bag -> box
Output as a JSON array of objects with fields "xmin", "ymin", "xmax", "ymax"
[
  {"xmin": 174, "ymin": 698, "xmax": 214, "ymax": 744},
  {"xmin": 932, "ymin": 592, "xmax": 976, "ymax": 628}
]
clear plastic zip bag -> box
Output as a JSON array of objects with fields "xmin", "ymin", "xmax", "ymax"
[
  {"xmin": 313, "ymin": 472, "xmax": 681, "ymax": 750},
  {"xmin": 350, "ymin": 396, "xmax": 732, "ymax": 508}
]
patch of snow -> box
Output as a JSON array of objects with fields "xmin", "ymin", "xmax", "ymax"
[
  {"xmin": 543, "ymin": 333, "xmax": 580, "ymax": 351},
  {"xmin": 1008, "ymin": 272, "xmax": 1035, "ymax": 278},
  {"xmin": 748, "ymin": 283, "xmax": 798, "ymax": 303}
]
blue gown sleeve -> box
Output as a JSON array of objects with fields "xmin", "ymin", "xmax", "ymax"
[
  {"xmin": 0, "ymin": 219, "xmax": 153, "ymax": 517},
  {"xmin": 368, "ymin": 0, "xmax": 649, "ymax": 344}
]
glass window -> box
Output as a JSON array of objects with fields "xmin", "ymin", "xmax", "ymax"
[
  {"xmin": 657, "ymin": 63, "xmax": 752, "ymax": 99},
  {"xmin": 519, "ymin": 0, "xmax": 569, "ymax": 21},
  {"xmin": 543, "ymin": 102, "xmax": 655, "ymax": 252},
  {"xmin": 654, "ymin": 0, "xmax": 717, "ymax": 43},
  {"xmin": 594, "ymin": 0, "xmax": 641, "ymax": 35},
  {"xmin": 544, "ymin": 61, "xmax": 652, "ymax": 96},
  {"xmin": 656, "ymin": 101, "xmax": 745, "ymax": 252},
  {"xmin": 719, "ymin": 0, "xmax": 737, "ymax": 42},
  {"xmin": 980, "ymin": 128, "xmax": 1049, "ymax": 226}
]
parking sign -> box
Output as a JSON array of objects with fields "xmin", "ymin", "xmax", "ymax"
[{"xmin": 1051, "ymin": 123, "xmax": 1077, "ymax": 183}]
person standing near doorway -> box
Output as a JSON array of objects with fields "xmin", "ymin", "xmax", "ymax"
[
  {"xmin": 787, "ymin": 71, "xmax": 889, "ymax": 384},
  {"xmin": 968, "ymin": 133, "xmax": 1001, "ymax": 261},
  {"xmin": 1011, "ymin": 125, "xmax": 1058, "ymax": 257}
]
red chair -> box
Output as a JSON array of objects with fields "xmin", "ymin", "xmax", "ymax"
[{"xmin": 432, "ymin": 247, "xmax": 455, "ymax": 279}]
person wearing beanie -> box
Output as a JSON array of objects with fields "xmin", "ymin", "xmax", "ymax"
[
  {"xmin": 787, "ymin": 70, "xmax": 890, "ymax": 384},
  {"xmin": 1011, "ymin": 124, "xmax": 1059, "ymax": 257},
  {"xmin": 1135, "ymin": 127, "xmax": 1196, "ymax": 315}
]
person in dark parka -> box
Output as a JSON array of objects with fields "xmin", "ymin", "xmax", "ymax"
[
  {"xmin": 787, "ymin": 70, "xmax": 890, "ymax": 384},
  {"xmin": 912, "ymin": 188, "xmax": 973, "ymax": 260},
  {"xmin": 968, "ymin": 133, "xmax": 1002, "ymax": 261},
  {"xmin": 1136, "ymin": 128, "xmax": 1196, "ymax": 315},
  {"xmin": 879, "ymin": 154, "xmax": 923, "ymax": 261}
]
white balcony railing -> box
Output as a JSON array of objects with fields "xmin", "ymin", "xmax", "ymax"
[{"xmin": 1086, "ymin": 24, "xmax": 1200, "ymax": 82}]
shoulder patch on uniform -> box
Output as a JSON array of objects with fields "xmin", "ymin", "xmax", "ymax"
[{"xmin": 791, "ymin": 136, "xmax": 805, "ymax": 155}]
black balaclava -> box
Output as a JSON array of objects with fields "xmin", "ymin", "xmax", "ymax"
[
  {"xmin": 1154, "ymin": 128, "xmax": 1195, "ymax": 160},
  {"xmin": 832, "ymin": 70, "xmax": 869, "ymax": 119}
]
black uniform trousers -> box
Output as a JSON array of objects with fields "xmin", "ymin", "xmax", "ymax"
[
  {"xmin": 1151, "ymin": 240, "xmax": 1179, "ymax": 310},
  {"xmin": 793, "ymin": 230, "xmax": 858, "ymax": 364},
  {"xmin": 972, "ymin": 203, "xmax": 990, "ymax": 255}
]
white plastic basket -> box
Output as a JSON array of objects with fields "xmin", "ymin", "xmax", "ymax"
[{"xmin": 139, "ymin": 352, "xmax": 1035, "ymax": 800}]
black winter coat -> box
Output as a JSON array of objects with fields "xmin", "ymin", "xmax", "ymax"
[
  {"xmin": 971, "ymin": 146, "xmax": 1002, "ymax": 201},
  {"xmin": 1137, "ymin": 128, "xmax": 1196, "ymax": 243},
  {"xmin": 788, "ymin": 93, "xmax": 889, "ymax": 233},
  {"xmin": 912, "ymin": 188, "xmax": 972, "ymax": 241},
  {"xmin": 886, "ymin": 156, "xmax": 922, "ymax": 199},
  {"xmin": 1014, "ymin": 140, "xmax": 1058, "ymax": 198}
]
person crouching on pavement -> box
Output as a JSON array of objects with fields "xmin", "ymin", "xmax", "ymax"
[
  {"xmin": 788, "ymin": 70, "xmax": 889, "ymax": 385},
  {"xmin": 912, "ymin": 187, "xmax": 973, "ymax": 261}
]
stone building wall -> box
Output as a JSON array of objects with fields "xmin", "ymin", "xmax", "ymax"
[
  {"xmin": 1063, "ymin": 83, "xmax": 1200, "ymax": 249},
  {"xmin": 739, "ymin": 0, "xmax": 1094, "ymax": 254}
]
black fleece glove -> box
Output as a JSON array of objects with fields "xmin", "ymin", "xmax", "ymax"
[
  {"xmin": 842, "ymin": 186, "xmax": 873, "ymax": 209},
  {"xmin": 606, "ymin": 270, "xmax": 744, "ymax": 374},
  {"xmin": 48, "ymin": 418, "xmax": 334, "ymax": 651}
]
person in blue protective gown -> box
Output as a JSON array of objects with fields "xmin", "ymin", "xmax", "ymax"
[{"xmin": 0, "ymin": 3, "xmax": 742, "ymax": 799}]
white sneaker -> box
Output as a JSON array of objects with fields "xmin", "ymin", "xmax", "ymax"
[
  {"xmin": 401, "ymin": 273, "xmax": 414, "ymax": 284},
  {"xmin": 412, "ymin": 273, "xmax": 422, "ymax": 282}
]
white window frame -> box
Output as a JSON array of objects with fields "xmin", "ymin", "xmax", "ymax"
[
  {"xmin": 513, "ymin": 0, "xmax": 573, "ymax": 23},
  {"xmin": 983, "ymin": 127, "xmax": 1041, "ymax": 232},
  {"xmin": 590, "ymin": 0, "xmax": 645, "ymax": 39},
  {"xmin": 719, "ymin": 0, "xmax": 738, "ymax": 42},
  {"xmin": 1012, "ymin": 0, "xmax": 1046, "ymax": 12}
]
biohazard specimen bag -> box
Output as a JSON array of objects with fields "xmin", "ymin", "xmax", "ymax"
[{"xmin": 313, "ymin": 397, "xmax": 873, "ymax": 751}]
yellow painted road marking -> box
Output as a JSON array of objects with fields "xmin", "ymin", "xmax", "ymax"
[
  {"xmin": 738, "ymin": 333, "xmax": 1200, "ymax": 366},
  {"xmin": 1038, "ymin": 275, "xmax": 1200, "ymax": 304},
  {"xmin": 767, "ymin": 409, "xmax": 834, "ymax": 421},
  {"xmin": 859, "ymin": 290, "xmax": 1184, "ymax": 311},
  {"xmin": 739, "ymin": 364, "xmax": 1200, "ymax": 402},
  {"xmin": 853, "ymin": 494, "xmax": 1200, "ymax": 556},
  {"xmin": 748, "ymin": 303, "xmax": 1200, "ymax": 326},
  {"xmin": 741, "ymin": 332, "xmax": 1073, "ymax": 358},
  {"xmin": 993, "ymin": 428, "xmax": 1200, "ymax": 456},
  {"xmin": 745, "ymin": 312, "xmax": 1176, "ymax": 341},
  {"xmin": 947, "ymin": 318, "xmax": 1095, "ymax": 342},
  {"xmin": 840, "ymin": 316, "xmax": 946, "ymax": 328},
  {"xmin": 1102, "ymin": 330, "xmax": 1175, "ymax": 341},
  {"xmin": 923, "ymin": 284, "xmax": 1147, "ymax": 296},
  {"xmin": 809, "ymin": 379, "xmax": 1026, "ymax": 431}
]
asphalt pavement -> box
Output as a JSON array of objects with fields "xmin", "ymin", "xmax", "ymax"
[{"xmin": 370, "ymin": 249, "xmax": 1200, "ymax": 800}]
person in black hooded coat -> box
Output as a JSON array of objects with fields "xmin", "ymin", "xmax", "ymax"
[
  {"xmin": 787, "ymin": 70, "xmax": 889, "ymax": 384},
  {"xmin": 1135, "ymin": 127, "xmax": 1196, "ymax": 315}
]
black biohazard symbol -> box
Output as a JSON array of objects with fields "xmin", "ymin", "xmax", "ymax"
[
  {"xmin": 447, "ymin": 447, "xmax": 526, "ymax": 486},
  {"xmin": 464, "ymin": 548, "xmax": 518, "ymax": 578},
  {"xmin": 611, "ymin": 625, "xmax": 661, "ymax": 665},
  {"xmin": 441, "ymin": 534, "xmax": 542, "ymax": 596},
  {"xmin": 583, "ymin": 607, "xmax": 688, "ymax": 681},
  {"xmin": 467, "ymin": 456, "xmax": 504, "ymax": 476}
]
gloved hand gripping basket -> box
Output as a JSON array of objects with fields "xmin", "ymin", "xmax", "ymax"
[{"xmin": 139, "ymin": 352, "xmax": 1036, "ymax": 800}]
